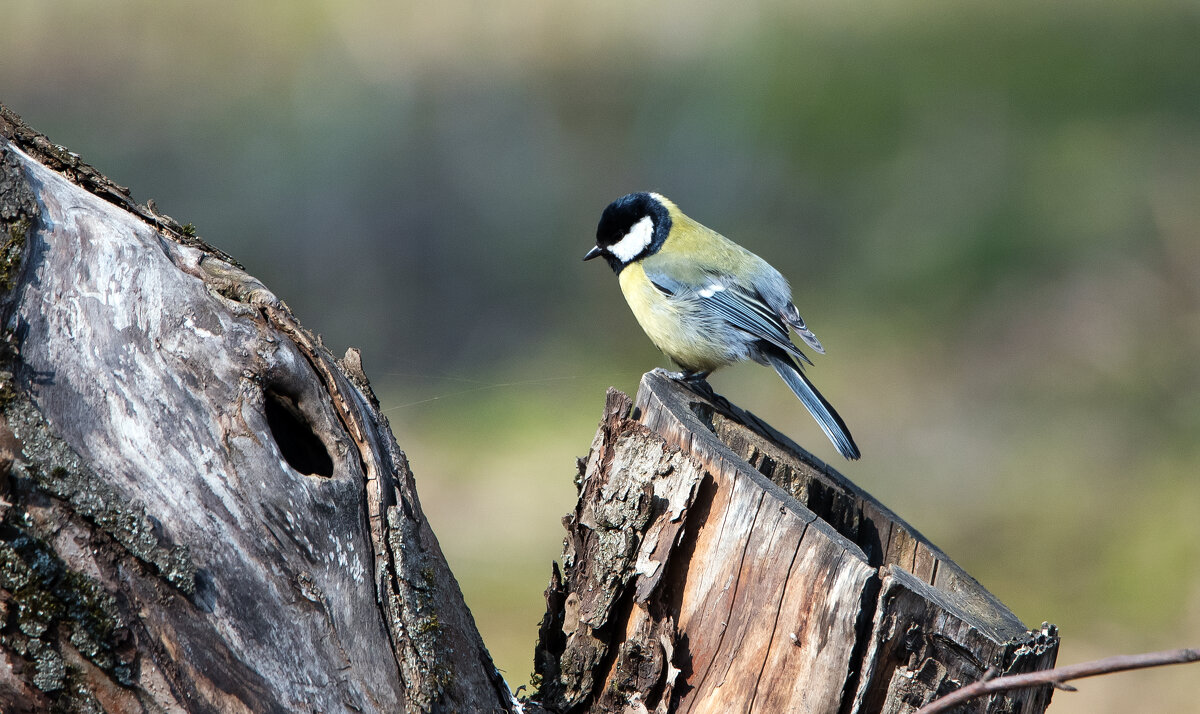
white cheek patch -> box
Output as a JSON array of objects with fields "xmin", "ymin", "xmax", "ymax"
[{"xmin": 610, "ymin": 215, "xmax": 655, "ymax": 262}]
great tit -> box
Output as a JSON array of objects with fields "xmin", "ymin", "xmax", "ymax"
[{"xmin": 584, "ymin": 192, "xmax": 860, "ymax": 460}]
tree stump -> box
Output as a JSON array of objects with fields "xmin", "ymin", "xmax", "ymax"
[
  {"xmin": 533, "ymin": 375, "xmax": 1060, "ymax": 713},
  {"xmin": 0, "ymin": 107, "xmax": 511, "ymax": 712}
]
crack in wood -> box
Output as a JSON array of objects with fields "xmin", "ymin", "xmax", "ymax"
[
  {"xmin": 746, "ymin": 520, "xmax": 806, "ymax": 712},
  {"xmin": 687, "ymin": 486, "xmax": 766, "ymax": 698}
]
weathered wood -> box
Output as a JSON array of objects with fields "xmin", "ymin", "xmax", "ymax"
[
  {"xmin": 533, "ymin": 373, "xmax": 1059, "ymax": 713},
  {"xmin": 0, "ymin": 106, "xmax": 512, "ymax": 712}
]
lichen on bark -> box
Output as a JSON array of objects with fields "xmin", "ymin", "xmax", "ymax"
[
  {"xmin": 4, "ymin": 397, "xmax": 197, "ymax": 596},
  {"xmin": 0, "ymin": 145, "xmax": 37, "ymax": 297},
  {"xmin": 0, "ymin": 520, "xmax": 134, "ymax": 692}
]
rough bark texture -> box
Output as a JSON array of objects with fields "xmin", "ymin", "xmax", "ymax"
[
  {"xmin": 533, "ymin": 375, "xmax": 1060, "ymax": 713},
  {"xmin": 0, "ymin": 105, "xmax": 512, "ymax": 713}
]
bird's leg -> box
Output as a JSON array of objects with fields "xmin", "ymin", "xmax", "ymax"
[{"xmin": 653, "ymin": 368, "xmax": 733, "ymax": 411}]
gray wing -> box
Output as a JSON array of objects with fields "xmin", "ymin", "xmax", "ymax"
[{"xmin": 645, "ymin": 267, "xmax": 814, "ymax": 366}]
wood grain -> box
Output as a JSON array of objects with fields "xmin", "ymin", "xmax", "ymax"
[{"xmin": 534, "ymin": 373, "xmax": 1059, "ymax": 713}]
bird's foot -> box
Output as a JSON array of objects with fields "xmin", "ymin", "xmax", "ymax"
[{"xmin": 651, "ymin": 367, "xmax": 711, "ymax": 385}]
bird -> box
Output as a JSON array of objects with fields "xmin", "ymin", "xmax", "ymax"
[{"xmin": 584, "ymin": 192, "xmax": 860, "ymax": 460}]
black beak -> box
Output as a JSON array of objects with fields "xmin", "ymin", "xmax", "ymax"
[{"xmin": 583, "ymin": 246, "xmax": 604, "ymax": 262}]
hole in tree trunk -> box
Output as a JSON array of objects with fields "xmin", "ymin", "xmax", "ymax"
[{"xmin": 263, "ymin": 389, "xmax": 334, "ymax": 478}]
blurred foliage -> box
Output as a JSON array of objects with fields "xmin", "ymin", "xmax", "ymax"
[{"xmin": 4, "ymin": 0, "xmax": 1199, "ymax": 709}]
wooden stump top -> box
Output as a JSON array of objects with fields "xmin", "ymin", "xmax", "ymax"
[{"xmin": 535, "ymin": 373, "xmax": 1058, "ymax": 713}]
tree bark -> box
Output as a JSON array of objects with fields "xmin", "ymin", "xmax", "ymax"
[
  {"xmin": 0, "ymin": 106, "xmax": 512, "ymax": 713},
  {"xmin": 532, "ymin": 376, "xmax": 1060, "ymax": 713}
]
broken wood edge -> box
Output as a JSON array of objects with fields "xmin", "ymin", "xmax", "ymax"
[
  {"xmin": 633, "ymin": 370, "xmax": 1028, "ymax": 642},
  {"xmin": 630, "ymin": 372, "xmax": 1060, "ymax": 711},
  {"xmin": 849, "ymin": 566, "xmax": 1059, "ymax": 713},
  {"xmin": 0, "ymin": 128, "xmax": 513, "ymax": 711},
  {"xmin": 531, "ymin": 375, "xmax": 1059, "ymax": 713}
]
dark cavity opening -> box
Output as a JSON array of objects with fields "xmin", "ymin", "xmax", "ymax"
[{"xmin": 264, "ymin": 389, "xmax": 334, "ymax": 478}]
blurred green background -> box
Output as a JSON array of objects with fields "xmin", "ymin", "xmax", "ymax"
[{"xmin": 4, "ymin": 0, "xmax": 1199, "ymax": 709}]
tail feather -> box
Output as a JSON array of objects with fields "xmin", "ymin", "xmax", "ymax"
[{"xmin": 763, "ymin": 351, "xmax": 861, "ymax": 460}]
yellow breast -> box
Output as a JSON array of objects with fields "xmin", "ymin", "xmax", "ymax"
[{"xmin": 617, "ymin": 262, "xmax": 737, "ymax": 373}]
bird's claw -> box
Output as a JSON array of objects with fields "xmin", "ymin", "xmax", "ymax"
[
  {"xmin": 651, "ymin": 367, "xmax": 713, "ymax": 386},
  {"xmin": 651, "ymin": 367, "xmax": 688, "ymax": 380}
]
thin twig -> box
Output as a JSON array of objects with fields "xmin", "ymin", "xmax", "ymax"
[{"xmin": 915, "ymin": 647, "xmax": 1200, "ymax": 714}]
